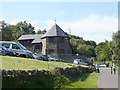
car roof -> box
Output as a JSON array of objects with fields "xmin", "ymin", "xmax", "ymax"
[
  {"xmin": 0, "ymin": 41, "xmax": 16, "ymax": 44},
  {"xmin": 74, "ymin": 59, "xmax": 80, "ymax": 60}
]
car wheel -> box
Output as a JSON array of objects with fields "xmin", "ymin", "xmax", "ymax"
[{"xmin": 19, "ymin": 54, "xmax": 26, "ymax": 58}]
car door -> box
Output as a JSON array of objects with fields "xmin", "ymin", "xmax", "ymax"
[
  {"xmin": 11, "ymin": 43, "xmax": 23, "ymax": 56},
  {"xmin": 0, "ymin": 46, "xmax": 5, "ymax": 55}
]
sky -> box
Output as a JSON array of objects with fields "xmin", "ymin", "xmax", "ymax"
[{"xmin": 0, "ymin": 2, "xmax": 118, "ymax": 44}]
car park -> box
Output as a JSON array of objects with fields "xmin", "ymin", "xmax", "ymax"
[{"xmin": 0, "ymin": 41, "xmax": 33, "ymax": 58}]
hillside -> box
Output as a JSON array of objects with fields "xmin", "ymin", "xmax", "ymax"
[{"xmin": 0, "ymin": 56, "xmax": 83, "ymax": 70}]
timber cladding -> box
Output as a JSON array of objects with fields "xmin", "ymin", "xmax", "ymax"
[{"xmin": 18, "ymin": 24, "xmax": 72, "ymax": 56}]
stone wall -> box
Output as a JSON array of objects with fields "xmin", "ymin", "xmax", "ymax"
[{"xmin": 2, "ymin": 66, "xmax": 93, "ymax": 88}]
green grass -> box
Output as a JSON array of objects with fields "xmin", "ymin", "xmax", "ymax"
[
  {"xmin": 1, "ymin": 56, "xmax": 100, "ymax": 88},
  {"xmin": 118, "ymin": 66, "xmax": 120, "ymax": 75},
  {"xmin": 0, "ymin": 56, "xmax": 82, "ymax": 70},
  {"xmin": 64, "ymin": 72, "xmax": 100, "ymax": 88}
]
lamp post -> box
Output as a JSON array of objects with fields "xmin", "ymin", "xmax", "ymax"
[{"xmin": 76, "ymin": 53, "xmax": 79, "ymax": 58}]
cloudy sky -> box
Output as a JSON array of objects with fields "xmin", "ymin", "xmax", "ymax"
[{"xmin": 1, "ymin": 2, "xmax": 118, "ymax": 43}]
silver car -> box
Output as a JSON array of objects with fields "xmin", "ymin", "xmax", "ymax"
[{"xmin": 0, "ymin": 41, "xmax": 33, "ymax": 58}]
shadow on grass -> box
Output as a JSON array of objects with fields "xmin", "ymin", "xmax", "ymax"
[
  {"xmin": 62, "ymin": 72, "xmax": 96, "ymax": 89},
  {"xmin": 70, "ymin": 73, "xmax": 91, "ymax": 82}
]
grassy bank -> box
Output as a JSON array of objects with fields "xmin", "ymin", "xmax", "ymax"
[
  {"xmin": 64, "ymin": 72, "xmax": 100, "ymax": 88},
  {"xmin": 2, "ymin": 70, "xmax": 99, "ymax": 88},
  {"xmin": 1, "ymin": 56, "xmax": 100, "ymax": 88},
  {"xmin": 0, "ymin": 56, "xmax": 82, "ymax": 70}
]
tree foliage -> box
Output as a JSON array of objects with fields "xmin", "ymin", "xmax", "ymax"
[
  {"xmin": 77, "ymin": 44, "xmax": 95, "ymax": 57},
  {"xmin": 95, "ymin": 41, "xmax": 112, "ymax": 61},
  {"xmin": 109, "ymin": 30, "xmax": 120, "ymax": 60},
  {"xmin": 83, "ymin": 40, "xmax": 96, "ymax": 47},
  {"xmin": 37, "ymin": 29, "xmax": 47, "ymax": 34},
  {"xmin": 70, "ymin": 35, "xmax": 96, "ymax": 57},
  {"xmin": 1, "ymin": 21, "xmax": 35, "ymax": 41},
  {"xmin": 1, "ymin": 25, "xmax": 13, "ymax": 41}
]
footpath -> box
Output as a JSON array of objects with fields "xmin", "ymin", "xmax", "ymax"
[{"xmin": 98, "ymin": 66, "xmax": 118, "ymax": 90}]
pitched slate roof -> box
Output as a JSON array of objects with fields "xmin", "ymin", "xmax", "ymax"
[
  {"xmin": 41, "ymin": 24, "xmax": 68, "ymax": 38},
  {"xmin": 18, "ymin": 34, "xmax": 44, "ymax": 43}
]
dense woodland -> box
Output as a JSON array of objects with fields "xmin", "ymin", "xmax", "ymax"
[{"xmin": 0, "ymin": 20, "xmax": 120, "ymax": 61}]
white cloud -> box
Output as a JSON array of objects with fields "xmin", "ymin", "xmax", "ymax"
[{"xmin": 46, "ymin": 14, "xmax": 118, "ymax": 43}]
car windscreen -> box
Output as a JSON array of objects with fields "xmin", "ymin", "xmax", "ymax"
[{"xmin": 17, "ymin": 42, "xmax": 27, "ymax": 50}]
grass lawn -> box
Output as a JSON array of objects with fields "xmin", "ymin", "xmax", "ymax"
[
  {"xmin": 0, "ymin": 56, "xmax": 85, "ymax": 70},
  {"xmin": 64, "ymin": 72, "xmax": 100, "ymax": 88},
  {"xmin": 1, "ymin": 56, "xmax": 100, "ymax": 88}
]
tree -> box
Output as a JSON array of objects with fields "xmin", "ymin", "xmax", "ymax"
[
  {"xmin": 70, "ymin": 35, "xmax": 84, "ymax": 54},
  {"xmin": 1, "ymin": 20, "xmax": 36, "ymax": 41},
  {"xmin": 69, "ymin": 34, "xmax": 96, "ymax": 56},
  {"xmin": 0, "ymin": 20, "xmax": 9, "ymax": 29},
  {"xmin": 16, "ymin": 21, "xmax": 35, "ymax": 35},
  {"xmin": 42, "ymin": 29, "xmax": 47, "ymax": 34},
  {"xmin": 77, "ymin": 44, "xmax": 96, "ymax": 57},
  {"xmin": 1, "ymin": 25, "xmax": 13, "ymax": 41},
  {"xmin": 84, "ymin": 40, "xmax": 97, "ymax": 47},
  {"xmin": 95, "ymin": 41, "xmax": 112, "ymax": 61},
  {"xmin": 11, "ymin": 25, "xmax": 22, "ymax": 41},
  {"xmin": 37, "ymin": 29, "xmax": 47, "ymax": 34},
  {"xmin": 109, "ymin": 30, "xmax": 120, "ymax": 60}
]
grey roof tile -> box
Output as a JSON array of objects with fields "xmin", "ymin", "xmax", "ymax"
[
  {"xmin": 18, "ymin": 34, "xmax": 43, "ymax": 43},
  {"xmin": 41, "ymin": 24, "xmax": 68, "ymax": 38}
]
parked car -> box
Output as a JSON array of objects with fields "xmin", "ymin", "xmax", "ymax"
[
  {"xmin": 58, "ymin": 59, "xmax": 65, "ymax": 62},
  {"xmin": 33, "ymin": 53, "xmax": 49, "ymax": 61},
  {"xmin": 73, "ymin": 59, "xmax": 80, "ymax": 64},
  {"xmin": 0, "ymin": 41, "xmax": 33, "ymax": 58},
  {"xmin": 73, "ymin": 59, "xmax": 88, "ymax": 65},
  {"xmin": 33, "ymin": 53, "xmax": 39, "ymax": 59},
  {"xmin": 48, "ymin": 57, "xmax": 58, "ymax": 61},
  {"xmin": 0, "ymin": 45, "xmax": 16, "ymax": 56}
]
